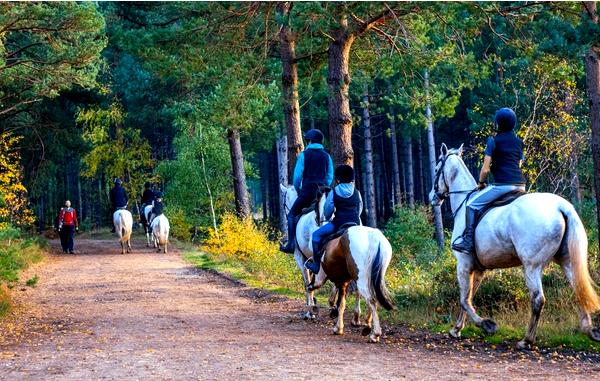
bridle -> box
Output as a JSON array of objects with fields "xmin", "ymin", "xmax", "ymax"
[{"xmin": 433, "ymin": 152, "xmax": 478, "ymax": 218}]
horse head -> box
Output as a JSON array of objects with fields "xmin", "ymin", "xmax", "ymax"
[
  {"xmin": 279, "ymin": 184, "xmax": 297, "ymax": 215},
  {"xmin": 315, "ymin": 186, "xmax": 332, "ymax": 226},
  {"xmin": 429, "ymin": 143, "xmax": 467, "ymax": 206}
]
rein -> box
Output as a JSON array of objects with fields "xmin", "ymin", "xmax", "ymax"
[{"xmin": 433, "ymin": 152, "xmax": 478, "ymax": 218}]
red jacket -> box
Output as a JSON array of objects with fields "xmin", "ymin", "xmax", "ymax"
[{"xmin": 59, "ymin": 207, "xmax": 78, "ymax": 227}]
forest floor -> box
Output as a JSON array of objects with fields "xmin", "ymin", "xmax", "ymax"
[{"xmin": 1, "ymin": 236, "xmax": 599, "ymax": 380}]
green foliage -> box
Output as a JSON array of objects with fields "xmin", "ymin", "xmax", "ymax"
[
  {"xmin": 0, "ymin": 2, "xmax": 106, "ymax": 118},
  {"xmin": 0, "ymin": 226, "xmax": 44, "ymax": 286}
]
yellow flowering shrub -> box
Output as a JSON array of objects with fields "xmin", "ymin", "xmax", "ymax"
[
  {"xmin": 204, "ymin": 213, "xmax": 298, "ymax": 290},
  {"xmin": 0, "ymin": 132, "xmax": 35, "ymax": 229}
]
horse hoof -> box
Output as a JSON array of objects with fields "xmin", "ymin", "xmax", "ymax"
[
  {"xmin": 303, "ymin": 312, "xmax": 316, "ymax": 320},
  {"xmin": 589, "ymin": 328, "xmax": 600, "ymax": 342},
  {"xmin": 329, "ymin": 308, "xmax": 339, "ymax": 319},
  {"xmin": 449, "ymin": 328, "xmax": 462, "ymax": 339},
  {"xmin": 481, "ymin": 319, "xmax": 497, "ymax": 335},
  {"xmin": 516, "ymin": 340, "xmax": 531, "ymax": 350},
  {"xmin": 369, "ymin": 334, "xmax": 380, "ymax": 343},
  {"xmin": 361, "ymin": 327, "xmax": 372, "ymax": 336},
  {"xmin": 333, "ymin": 327, "xmax": 344, "ymax": 336}
]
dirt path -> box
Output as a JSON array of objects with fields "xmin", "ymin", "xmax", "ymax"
[{"xmin": 1, "ymin": 236, "xmax": 599, "ymax": 380}]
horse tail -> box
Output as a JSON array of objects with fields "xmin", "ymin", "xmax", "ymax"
[
  {"xmin": 121, "ymin": 212, "xmax": 132, "ymax": 242},
  {"xmin": 561, "ymin": 203, "xmax": 600, "ymax": 314},
  {"xmin": 370, "ymin": 234, "xmax": 395, "ymax": 311}
]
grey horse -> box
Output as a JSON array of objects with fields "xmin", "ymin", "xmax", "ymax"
[{"xmin": 430, "ymin": 144, "xmax": 600, "ymax": 348}]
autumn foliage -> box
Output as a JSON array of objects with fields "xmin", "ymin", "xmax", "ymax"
[{"xmin": 0, "ymin": 132, "xmax": 35, "ymax": 229}]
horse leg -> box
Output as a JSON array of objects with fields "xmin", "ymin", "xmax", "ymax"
[
  {"xmin": 517, "ymin": 266, "xmax": 545, "ymax": 349},
  {"xmin": 164, "ymin": 241, "xmax": 168, "ymax": 254},
  {"xmin": 121, "ymin": 241, "xmax": 125, "ymax": 255},
  {"xmin": 361, "ymin": 303, "xmax": 373, "ymax": 336},
  {"xmin": 450, "ymin": 270, "xmax": 484, "ymax": 338},
  {"xmin": 127, "ymin": 238, "xmax": 132, "ymax": 253},
  {"xmin": 329, "ymin": 286, "xmax": 339, "ymax": 319},
  {"xmin": 294, "ymin": 252, "xmax": 316, "ymax": 320},
  {"xmin": 558, "ymin": 257, "xmax": 600, "ymax": 341},
  {"xmin": 333, "ymin": 283, "xmax": 348, "ymax": 336},
  {"xmin": 456, "ymin": 264, "xmax": 494, "ymax": 334},
  {"xmin": 351, "ymin": 291, "xmax": 362, "ymax": 327},
  {"xmin": 367, "ymin": 298, "xmax": 382, "ymax": 343}
]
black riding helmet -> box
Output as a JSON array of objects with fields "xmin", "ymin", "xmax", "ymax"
[
  {"xmin": 114, "ymin": 178, "xmax": 122, "ymax": 185},
  {"xmin": 334, "ymin": 164, "xmax": 354, "ymax": 183},
  {"xmin": 144, "ymin": 182, "xmax": 151, "ymax": 188},
  {"xmin": 155, "ymin": 191, "xmax": 164, "ymax": 199},
  {"xmin": 495, "ymin": 108, "xmax": 517, "ymax": 132},
  {"xmin": 304, "ymin": 129, "xmax": 324, "ymax": 144}
]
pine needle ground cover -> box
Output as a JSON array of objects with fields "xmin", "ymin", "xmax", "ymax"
[{"xmin": 188, "ymin": 207, "xmax": 600, "ymax": 351}]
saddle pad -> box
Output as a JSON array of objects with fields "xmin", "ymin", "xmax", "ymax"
[
  {"xmin": 475, "ymin": 189, "xmax": 526, "ymax": 227},
  {"xmin": 319, "ymin": 223, "xmax": 358, "ymax": 254}
]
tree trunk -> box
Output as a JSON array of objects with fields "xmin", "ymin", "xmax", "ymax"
[
  {"xmin": 276, "ymin": 135, "xmax": 288, "ymax": 236},
  {"xmin": 416, "ymin": 130, "xmax": 425, "ymax": 203},
  {"xmin": 584, "ymin": 2, "xmax": 600, "ymax": 247},
  {"xmin": 389, "ymin": 108, "xmax": 402, "ymax": 208},
  {"xmin": 327, "ymin": 13, "xmax": 356, "ymax": 166},
  {"xmin": 425, "ymin": 70, "xmax": 445, "ymax": 250},
  {"xmin": 405, "ymin": 134, "xmax": 415, "ymax": 209},
  {"xmin": 227, "ymin": 129, "xmax": 251, "ymax": 218},
  {"xmin": 361, "ymin": 84, "xmax": 377, "ymax": 227},
  {"xmin": 277, "ymin": 2, "xmax": 304, "ymax": 177}
]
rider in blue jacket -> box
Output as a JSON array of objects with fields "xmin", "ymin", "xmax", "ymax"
[
  {"xmin": 280, "ymin": 129, "xmax": 334, "ymax": 253},
  {"xmin": 452, "ymin": 107, "xmax": 526, "ymax": 255},
  {"xmin": 305, "ymin": 164, "xmax": 362, "ymax": 274}
]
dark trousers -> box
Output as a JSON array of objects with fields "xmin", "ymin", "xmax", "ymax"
[
  {"xmin": 289, "ymin": 184, "xmax": 320, "ymax": 217},
  {"xmin": 60, "ymin": 225, "xmax": 75, "ymax": 252}
]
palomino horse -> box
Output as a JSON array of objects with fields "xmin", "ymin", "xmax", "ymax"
[
  {"xmin": 280, "ymin": 184, "xmax": 362, "ymax": 324},
  {"xmin": 113, "ymin": 208, "xmax": 133, "ymax": 254},
  {"xmin": 430, "ymin": 144, "xmax": 600, "ymax": 348},
  {"xmin": 142, "ymin": 204, "xmax": 154, "ymax": 247},
  {"xmin": 308, "ymin": 221, "xmax": 396, "ymax": 343},
  {"xmin": 151, "ymin": 214, "xmax": 170, "ymax": 254}
]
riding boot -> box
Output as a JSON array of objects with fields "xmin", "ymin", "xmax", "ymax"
[
  {"xmin": 305, "ymin": 241, "xmax": 321, "ymax": 274},
  {"xmin": 279, "ymin": 214, "xmax": 297, "ymax": 253},
  {"xmin": 452, "ymin": 207, "xmax": 477, "ymax": 255}
]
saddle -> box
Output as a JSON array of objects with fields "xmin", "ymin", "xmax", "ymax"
[
  {"xmin": 470, "ymin": 189, "xmax": 526, "ymax": 271},
  {"xmin": 318, "ymin": 223, "xmax": 358, "ymax": 254},
  {"xmin": 474, "ymin": 189, "xmax": 527, "ymax": 228}
]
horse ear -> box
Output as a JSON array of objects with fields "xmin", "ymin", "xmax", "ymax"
[
  {"xmin": 458, "ymin": 143, "xmax": 464, "ymax": 157},
  {"xmin": 440, "ymin": 143, "xmax": 448, "ymax": 156}
]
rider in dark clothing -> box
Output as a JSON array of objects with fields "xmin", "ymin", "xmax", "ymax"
[
  {"xmin": 452, "ymin": 107, "xmax": 526, "ymax": 255},
  {"xmin": 279, "ymin": 129, "xmax": 334, "ymax": 253},
  {"xmin": 305, "ymin": 165, "xmax": 363, "ymax": 274},
  {"xmin": 149, "ymin": 191, "xmax": 164, "ymax": 225},
  {"xmin": 109, "ymin": 178, "xmax": 128, "ymax": 232},
  {"xmin": 140, "ymin": 182, "xmax": 155, "ymax": 224}
]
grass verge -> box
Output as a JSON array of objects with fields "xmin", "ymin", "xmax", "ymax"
[{"xmin": 0, "ymin": 226, "xmax": 46, "ymax": 317}]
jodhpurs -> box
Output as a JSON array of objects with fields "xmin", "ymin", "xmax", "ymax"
[{"xmin": 467, "ymin": 184, "xmax": 526, "ymax": 211}]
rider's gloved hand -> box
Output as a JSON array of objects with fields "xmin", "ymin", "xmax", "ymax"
[{"xmin": 477, "ymin": 181, "xmax": 487, "ymax": 190}]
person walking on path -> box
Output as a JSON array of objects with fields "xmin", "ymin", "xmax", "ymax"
[{"xmin": 58, "ymin": 200, "xmax": 78, "ymax": 254}]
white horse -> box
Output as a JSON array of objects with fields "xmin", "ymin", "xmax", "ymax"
[
  {"xmin": 430, "ymin": 144, "xmax": 600, "ymax": 348},
  {"xmin": 308, "ymin": 223, "xmax": 395, "ymax": 343},
  {"xmin": 113, "ymin": 208, "xmax": 133, "ymax": 254},
  {"xmin": 151, "ymin": 214, "xmax": 170, "ymax": 253},
  {"xmin": 280, "ymin": 184, "xmax": 362, "ymax": 324},
  {"xmin": 142, "ymin": 203, "xmax": 154, "ymax": 247}
]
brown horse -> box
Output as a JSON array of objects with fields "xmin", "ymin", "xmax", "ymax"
[{"xmin": 308, "ymin": 226, "xmax": 395, "ymax": 343}]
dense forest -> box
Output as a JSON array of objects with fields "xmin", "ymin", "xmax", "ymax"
[{"xmin": 2, "ymin": 1, "xmax": 600, "ymax": 251}]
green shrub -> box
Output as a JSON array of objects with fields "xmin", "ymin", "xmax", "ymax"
[
  {"xmin": 0, "ymin": 225, "xmax": 45, "ymax": 316},
  {"xmin": 168, "ymin": 207, "xmax": 193, "ymax": 241}
]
